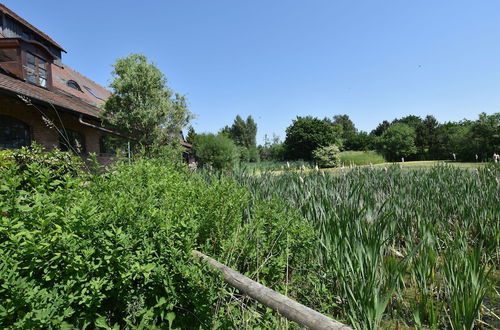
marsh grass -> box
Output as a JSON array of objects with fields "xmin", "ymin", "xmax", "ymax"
[{"xmin": 233, "ymin": 164, "xmax": 500, "ymax": 328}]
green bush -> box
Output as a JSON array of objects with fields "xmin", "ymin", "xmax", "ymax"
[
  {"xmin": 339, "ymin": 150, "xmax": 386, "ymax": 166},
  {"xmin": 192, "ymin": 133, "xmax": 239, "ymax": 170},
  {"xmin": 312, "ymin": 145, "xmax": 341, "ymax": 168},
  {"xmin": 0, "ymin": 149, "xmax": 319, "ymax": 328}
]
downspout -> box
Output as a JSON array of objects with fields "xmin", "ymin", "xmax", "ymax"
[{"xmin": 78, "ymin": 114, "xmax": 137, "ymax": 141}]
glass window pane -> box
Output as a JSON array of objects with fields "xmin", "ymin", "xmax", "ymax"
[
  {"xmin": 38, "ymin": 59, "xmax": 46, "ymax": 69},
  {"xmin": 26, "ymin": 53, "xmax": 35, "ymax": 64},
  {"xmin": 0, "ymin": 116, "xmax": 31, "ymax": 149},
  {"xmin": 39, "ymin": 77, "xmax": 47, "ymax": 87},
  {"xmin": 27, "ymin": 74, "xmax": 36, "ymax": 83},
  {"xmin": 39, "ymin": 68, "xmax": 46, "ymax": 78}
]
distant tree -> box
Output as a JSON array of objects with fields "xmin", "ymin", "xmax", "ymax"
[
  {"xmin": 221, "ymin": 115, "xmax": 258, "ymax": 162},
  {"xmin": 469, "ymin": 112, "xmax": 500, "ymax": 160},
  {"xmin": 192, "ymin": 134, "xmax": 239, "ymax": 170},
  {"xmin": 415, "ymin": 115, "xmax": 439, "ymax": 159},
  {"xmin": 186, "ymin": 126, "xmax": 197, "ymax": 145},
  {"xmin": 377, "ymin": 123, "xmax": 417, "ymax": 161},
  {"xmin": 103, "ymin": 54, "xmax": 192, "ymax": 148},
  {"xmin": 393, "ymin": 115, "xmax": 422, "ymax": 130},
  {"xmin": 284, "ymin": 116, "xmax": 341, "ymax": 160},
  {"xmin": 332, "ymin": 114, "xmax": 357, "ymax": 139},
  {"xmin": 345, "ymin": 131, "xmax": 374, "ymax": 151},
  {"xmin": 371, "ymin": 120, "xmax": 391, "ymax": 137},
  {"xmin": 259, "ymin": 134, "xmax": 285, "ymax": 161}
]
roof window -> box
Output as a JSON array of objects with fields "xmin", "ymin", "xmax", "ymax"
[
  {"xmin": 84, "ymin": 86, "xmax": 103, "ymax": 100},
  {"xmin": 67, "ymin": 80, "xmax": 82, "ymax": 92}
]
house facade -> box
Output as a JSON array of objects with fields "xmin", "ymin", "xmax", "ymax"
[{"xmin": 0, "ymin": 4, "xmax": 191, "ymax": 163}]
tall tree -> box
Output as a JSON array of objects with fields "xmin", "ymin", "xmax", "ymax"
[
  {"xmin": 284, "ymin": 116, "xmax": 340, "ymax": 160},
  {"xmin": 103, "ymin": 54, "xmax": 192, "ymax": 147},
  {"xmin": 377, "ymin": 123, "xmax": 417, "ymax": 161},
  {"xmin": 332, "ymin": 114, "xmax": 357, "ymax": 139},
  {"xmin": 371, "ymin": 120, "xmax": 391, "ymax": 137},
  {"xmin": 415, "ymin": 115, "xmax": 439, "ymax": 159},
  {"xmin": 186, "ymin": 126, "xmax": 197, "ymax": 145}
]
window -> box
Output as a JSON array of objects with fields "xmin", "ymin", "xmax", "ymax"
[
  {"xmin": 25, "ymin": 52, "xmax": 47, "ymax": 87},
  {"xmin": 84, "ymin": 86, "xmax": 103, "ymax": 100},
  {"xmin": 59, "ymin": 129, "xmax": 86, "ymax": 154},
  {"xmin": 67, "ymin": 80, "xmax": 83, "ymax": 92},
  {"xmin": 0, "ymin": 115, "xmax": 31, "ymax": 149}
]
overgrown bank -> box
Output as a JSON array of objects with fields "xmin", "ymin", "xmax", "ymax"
[{"xmin": 0, "ymin": 148, "xmax": 321, "ymax": 328}]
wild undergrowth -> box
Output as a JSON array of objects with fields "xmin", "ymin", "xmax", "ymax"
[{"xmin": 0, "ymin": 147, "xmax": 320, "ymax": 328}]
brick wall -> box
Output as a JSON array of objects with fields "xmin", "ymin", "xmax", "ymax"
[{"xmin": 0, "ymin": 93, "xmax": 104, "ymax": 156}]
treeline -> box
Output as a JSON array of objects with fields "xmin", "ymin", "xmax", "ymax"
[
  {"xmin": 260, "ymin": 112, "xmax": 500, "ymax": 162},
  {"xmin": 188, "ymin": 112, "xmax": 499, "ymax": 169}
]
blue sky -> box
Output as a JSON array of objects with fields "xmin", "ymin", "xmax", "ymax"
[{"xmin": 5, "ymin": 1, "xmax": 500, "ymax": 143}]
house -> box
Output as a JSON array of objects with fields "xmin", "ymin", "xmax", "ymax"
[{"xmin": 0, "ymin": 3, "xmax": 191, "ymax": 164}]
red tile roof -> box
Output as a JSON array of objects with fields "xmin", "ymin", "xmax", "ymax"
[
  {"xmin": 0, "ymin": 3, "xmax": 65, "ymax": 52},
  {"xmin": 52, "ymin": 64, "xmax": 111, "ymax": 107},
  {"xmin": 0, "ymin": 72, "xmax": 101, "ymax": 119}
]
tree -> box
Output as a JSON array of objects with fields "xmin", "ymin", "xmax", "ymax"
[
  {"xmin": 284, "ymin": 116, "xmax": 341, "ymax": 160},
  {"xmin": 103, "ymin": 54, "xmax": 192, "ymax": 148},
  {"xmin": 469, "ymin": 112, "xmax": 500, "ymax": 160},
  {"xmin": 312, "ymin": 145, "xmax": 341, "ymax": 168},
  {"xmin": 259, "ymin": 134, "xmax": 285, "ymax": 161},
  {"xmin": 393, "ymin": 115, "xmax": 422, "ymax": 130},
  {"xmin": 332, "ymin": 114, "xmax": 357, "ymax": 139},
  {"xmin": 377, "ymin": 123, "xmax": 417, "ymax": 161},
  {"xmin": 186, "ymin": 126, "xmax": 197, "ymax": 145},
  {"xmin": 371, "ymin": 120, "xmax": 391, "ymax": 137},
  {"xmin": 415, "ymin": 115, "xmax": 439, "ymax": 159},
  {"xmin": 221, "ymin": 115, "xmax": 258, "ymax": 162},
  {"xmin": 192, "ymin": 133, "xmax": 239, "ymax": 170}
]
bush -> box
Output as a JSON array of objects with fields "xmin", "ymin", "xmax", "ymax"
[
  {"xmin": 312, "ymin": 145, "xmax": 341, "ymax": 168},
  {"xmin": 192, "ymin": 133, "xmax": 239, "ymax": 170},
  {"xmin": 0, "ymin": 149, "xmax": 319, "ymax": 328}
]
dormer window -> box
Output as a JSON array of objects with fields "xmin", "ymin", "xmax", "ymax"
[
  {"xmin": 67, "ymin": 80, "xmax": 82, "ymax": 92},
  {"xmin": 25, "ymin": 52, "xmax": 47, "ymax": 87}
]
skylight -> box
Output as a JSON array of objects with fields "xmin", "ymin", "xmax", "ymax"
[{"xmin": 84, "ymin": 86, "xmax": 103, "ymax": 100}]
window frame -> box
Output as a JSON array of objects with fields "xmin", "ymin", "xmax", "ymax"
[
  {"xmin": 23, "ymin": 51, "xmax": 49, "ymax": 88},
  {"xmin": 59, "ymin": 128, "xmax": 86, "ymax": 155},
  {"xmin": 0, "ymin": 115, "xmax": 32, "ymax": 149}
]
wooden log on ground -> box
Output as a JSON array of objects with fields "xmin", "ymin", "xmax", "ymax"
[{"xmin": 192, "ymin": 250, "xmax": 351, "ymax": 330}]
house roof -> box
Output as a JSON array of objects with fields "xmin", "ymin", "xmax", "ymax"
[
  {"xmin": 52, "ymin": 64, "xmax": 111, "ymax": 107},
  {"xmin": 0, "ymin": 4, "xmax": 66, "ymax": 52},
  {"xmin": 0, "ymin": 72, "xmax": 101, "ymax": 119}
]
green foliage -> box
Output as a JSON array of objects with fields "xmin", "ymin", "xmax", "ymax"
[
  {"xmin": 0, "ymin": 148, "xmax": 319, "ymax": 328},
  {"xmin": 192, "ymin": 133, "xmax": 239, "ymax": 170},
  {"xmin": 103, "ymin": 54, "xmax": 192, "ymax": 148},
  {"xmin": 221, "ymin": 115, "xmax": 258, "ymax": 162},
  {"xmin": 377, "ymin": 123, "xmax": 417, "ymax": 161},
  {"xmin": 312, "ymin": 145, "xmax": 341, "ymax": 168},
  {"xmin": 259, "ymin": 134, "xmax": 285, "ymax": 161},
  {"xmin": 284, "ymin": 116, "xmax": 341, "ymax": 160},
  {"xmin": 185, "ymin": 126, "xmax": 197, "ymax": 145}
]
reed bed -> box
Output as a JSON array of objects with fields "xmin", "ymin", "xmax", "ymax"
[{"xmin": 233, "ymin": 164, "xmax": 500, "ymax": 329}]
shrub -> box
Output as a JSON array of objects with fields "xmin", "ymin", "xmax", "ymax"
[
  {"xmin": 312, "ymin": 145, "xmax": 341, "ymax": 168},
  {"xmin": 0, "ymin": 149, "xmax": 319, "ymax": 328},
  {"xmin": 192, "ymin": 133, "xmax": 239, "ymax": 170}
]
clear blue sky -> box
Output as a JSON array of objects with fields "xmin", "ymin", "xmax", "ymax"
[{"xmin": 5, "ymin": 0, "xmax": 500, "ymax": 143}]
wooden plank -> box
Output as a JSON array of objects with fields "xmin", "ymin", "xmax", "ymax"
[{"xmin": 192, "ymin": 250, "xmax": 351, "ymax": 330}]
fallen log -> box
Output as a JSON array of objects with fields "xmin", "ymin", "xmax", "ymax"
[{"xmin": 192, "ymin": 250, "xmax": 351, "ymax": 330}]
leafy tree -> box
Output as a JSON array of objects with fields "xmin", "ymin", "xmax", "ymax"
[
  {"xmin": 186, "ymin": 126, "xmax": 197, "ymax": 145},
  {"xmin": 371, "ymin": 120, "xmax": 391, "ymax": 137},
  {"xmin": 469, "ymin": 112, "xmax": 500, "ymax": 160},
  {"xmin": 221, "ymin": 115, "xmax": 258, "ymax": 162},
  {"xmin": 192, "ymin": 133, "xmax": 239, "ymax": 170},
  {"xmin": 332, "ymin": 114, "xmax": 357, "ymax": 139},
  {"xmin": 103, "ymin": 54, "xmax": 192, "ymax": 148},
  {"xmin": 393, "ymin": 115, "xmax": 422, "ymax": 130},
  {"xmin": 377, "ymin": 123, "xmax": 417, "ymax": 161},
  {"xmin": 415, "ymin": 115, "xmax": 439, "ymax": 159},
  {"xmin": 284, "ymin": 116, "xmax": 341, "ymax": 160},
  {"xmin": 259, "ymin": 134, "xmax": 285, "ymax": 161},
  {"xmin": 345, "ymin": 131, "xmax": 375, "ymax": 151}
]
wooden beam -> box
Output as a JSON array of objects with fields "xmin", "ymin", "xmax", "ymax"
[{"xmin": 192, "ymin": 250, "xmax": 351, "ymax": 330}]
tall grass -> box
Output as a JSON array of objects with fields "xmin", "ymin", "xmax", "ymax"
[
  {"xmin": 339, "ymin": 150, "xmax": 386, "ymax": 166},
  {"xmin": 233, "ymin": 164, "xmax": 499, "ymax": 328}
]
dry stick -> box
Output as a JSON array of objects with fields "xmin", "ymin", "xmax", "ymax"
[{"xmin": 192, "ymin": 250, "xmax": 352, "ymax": 330}]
